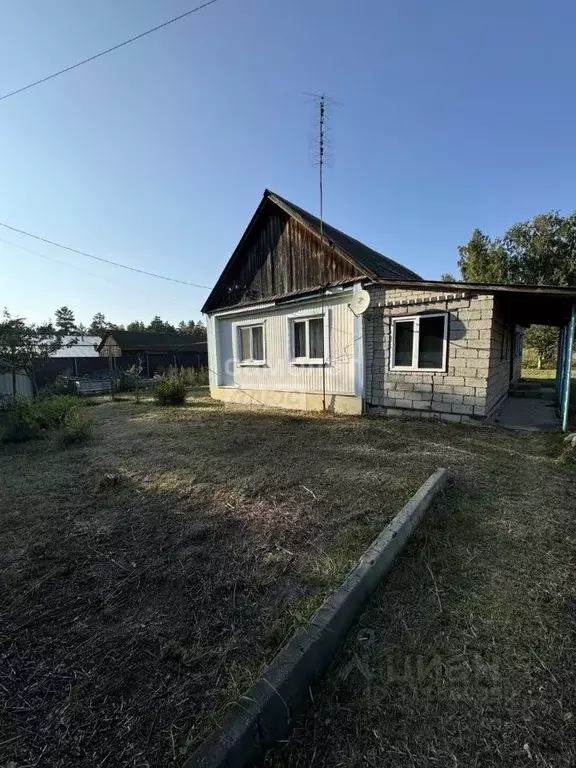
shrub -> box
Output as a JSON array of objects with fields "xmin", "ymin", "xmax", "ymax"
[
  {"xmin": 40, "ymin": 375, "xmax": 76, "ymax": 397},
  {"xmin": 117, "ymin": 363, "xmax": 143, "ymax": 393},
  {"xmin": 165, "ymin": 365, "xmax": 208, "ymax": 387},
  {"xmin": 1, "ymin": 394, "xmax": 89, "ymax": 446},
  {"xmin": 34, "ymin": 395, "xmax": 79, "ymax": 430},
  {"xmin": 58, "ymin": 406, "xmax": 92, "ymax": 447},
  {"xmin": 154, "ymin": 378, "xmax": 187, "ymax": 406},
  {"xmin": 2, "ymin": 396, "xmax": 41, "ymax": 443}
]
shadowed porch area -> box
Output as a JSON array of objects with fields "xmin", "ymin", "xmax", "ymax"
[
  {"xmin": 486, "ymin": 283, "xmax": 576, "ymax": 431},
  {"xmin": 494, "ymin": 381, "xmax": 559, "ymax": 431}
]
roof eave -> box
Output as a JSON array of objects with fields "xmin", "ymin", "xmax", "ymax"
[{"xmin": 374, "ymin": 278, "xmax": 576, "ymax": 297}]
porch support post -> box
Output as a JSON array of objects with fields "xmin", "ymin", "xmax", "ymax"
[
  {"xmin": 557, "ymin": 327, "xmax": 565, "ymax": 401},
  {"xmin": 561, "ymin": 303, "xmax": 576, "ymax": 432}
]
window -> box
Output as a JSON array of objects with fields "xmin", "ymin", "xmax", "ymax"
[
  {"xmin": 290, "ymin": 316, "xmax": 326, "ymax": 363},
  {"xmin": 391, "ymin": 313, "xmax": 448, "ymax": 371},
  {"xmin": 501, "ymin": 326, "xmax": 511, "ymax": 361},
  {"xmin": 238, "ymin": 324, "xmax": 265, "ymax": 364},
  {"xmin": 514, "ymin": 331, "xmax": 523, "ymax": 359}
]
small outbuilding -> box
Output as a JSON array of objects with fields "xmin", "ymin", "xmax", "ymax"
[{"xmin": 98, "ymin": 331, "xmax": 208, "ymax": 376}]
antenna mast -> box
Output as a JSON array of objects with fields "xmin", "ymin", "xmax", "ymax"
[
  {"xmin": 318, "ymin": 94, "xmax": 327, "ymax": 412},
  {"xmin": 308, "ymin": 92, "xmax": 339, "ymax": 412},
  {"xmin": 318, "ymin": 94, "xmax": 325, "ymax": 246}
]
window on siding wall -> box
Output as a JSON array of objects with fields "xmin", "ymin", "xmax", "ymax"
[
  {"xmin": 391, "ymin": 313, "xmax": 448, "ymax": 371},
  {"xmin": 238, "ymin": 324, "xmax": 265, "ymax": 364},
  {"xmin": 291, "ymin": 316, "xmax": 325, "ymax": 362}
]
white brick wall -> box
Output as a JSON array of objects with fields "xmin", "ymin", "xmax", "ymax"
[{"xmin": 364, "ymin": 286, "xmax": 497, "ymax": 423}]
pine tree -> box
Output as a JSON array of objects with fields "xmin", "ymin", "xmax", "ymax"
[
  {"xmin": 54, "ymin": 306, "xmax": 76, "ymax": 335},
  {"xmin": 89, "ymin": 313, "xmax": 108, "ymax": 337}
]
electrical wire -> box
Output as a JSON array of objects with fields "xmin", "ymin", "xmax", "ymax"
[
  {"xmin": 0, "ymin": 222, "xmax": 211, "ymax": 289},
  {"xmin": 0, "ymin": 0, "xmax": 222, "ymax": 102}
]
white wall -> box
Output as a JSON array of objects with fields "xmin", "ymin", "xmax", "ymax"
[
  {"xmin": 0, "ymin": 372, "xmax": 33, "ymax": 401},
  {"xmin": 212, "ymin": 292, "xmax": 359, "ymax": 395}
]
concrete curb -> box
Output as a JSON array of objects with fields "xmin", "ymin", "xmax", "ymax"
[{"xmin": 185, "ymin": 467, "xmax": 450, "ymax": 768}]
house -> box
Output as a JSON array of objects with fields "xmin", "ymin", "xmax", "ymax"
[
  {"xmin": 203, "ymin": 189, "xmax": 576, "ymax": 427},
  {"xmin": 98, "ymin": 330, "xmax": 208, "ymax": 376}
]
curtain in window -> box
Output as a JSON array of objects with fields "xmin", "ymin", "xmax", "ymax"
[
  {"xmin": 309, "ymin": 318, "xmax": 324, "ymax": 359},
  {"xmin": 252, "ymin": 326, "xmax": 264, "ymax": 360},
  {"xmin": 294, "ymin": 321, "xmax": 306, "ymax": 358},
  {"xmin": 240, "ymin": 327, "xmax": 251, "ymax": 361}
]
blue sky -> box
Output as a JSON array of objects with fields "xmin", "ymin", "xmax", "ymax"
[{"xmin": 2, "ymin": 0, "xmax": 576, "ymax": 327}]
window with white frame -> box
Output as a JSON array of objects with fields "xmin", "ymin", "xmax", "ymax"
[
  {"xmin": 238, "ymin": 324, "xmax": 265, "ymax": 364},
  {"xmin": 391, "ymin": 313, "xmax": 448, "ymax": 371},
  {"xmin": 290, "ymin": 316, "xmax": 325, "ymax": 363}
]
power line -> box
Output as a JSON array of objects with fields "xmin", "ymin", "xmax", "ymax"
[
  {"xmin": 1, "ymin": 236, "xmax": 112, "ymax": 281},
  {"xmin": 0, "ymin": 222, "xmax": 211, "ymax": 289},
  {"xmin": 0, "ymin": 0, "xmax": 221, "ymax": 103}
]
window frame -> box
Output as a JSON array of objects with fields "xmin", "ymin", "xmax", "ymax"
[
  {"xmin": 501, "ymin": 325, "xmax": 511, "ymax": 362},
  {"xmin": 288, "ymin": 312, "xmax": 330, "ymax": 365},
  {"xmin": 514, "ymin": 330, "xmax": 523, "ymax": 359},
  {"xmin": 390, "ymin": 312, "xmax": 449, "ymax": 372},
  {"xmin": 236, "ymin": 322, "xmax": 266, "ymax": 366}
]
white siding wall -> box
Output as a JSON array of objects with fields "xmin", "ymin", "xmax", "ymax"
[
  {"xmin": 214, "ymin": 293, "xmax": 357, "ymax": 395},
  {"xmin": 0, "ymin": 373, "xmax": 33, "ymax": 401}
]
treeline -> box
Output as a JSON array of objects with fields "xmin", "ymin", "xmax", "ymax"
[
  {"xmin": 439, "ymin": 210, "xmax": 576, "ymax": 367},
  {"xmin": 53, "ymin": 307, "xmax": 206, "ymax": 339}
]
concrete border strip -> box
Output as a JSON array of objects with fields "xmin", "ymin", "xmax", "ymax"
[{"xmin": 185, "ymin": 467, "xmax": 450, "ymax": 768}]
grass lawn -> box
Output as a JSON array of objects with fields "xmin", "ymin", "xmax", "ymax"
[
  {"xmin": 269, "ymin": 414, "xmax": 576, "ymax": 766},
  {"xmin": 1, "ymin": 390, "xmax": 434, "ymax": 767},
  {"xmin": 2, "ymin": 391, "xmax": 576, "ymax": 767},
  {"xmin": 521, "ymin": 366, "xmax": 557, "ymax": 388}
]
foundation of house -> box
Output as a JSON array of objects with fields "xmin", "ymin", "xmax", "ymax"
[{"xmin": 210, "ymin": 387, "xmax": 363, "ymax": 415}]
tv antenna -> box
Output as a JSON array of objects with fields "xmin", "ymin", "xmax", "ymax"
[{"xmin": 306, "ymin": 92, "xmax": 342, "ymax": 411}]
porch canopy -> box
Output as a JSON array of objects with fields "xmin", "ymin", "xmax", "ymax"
[{"xmin": 378, "ymin": 279, "xmax": 576, "ymax": 431}]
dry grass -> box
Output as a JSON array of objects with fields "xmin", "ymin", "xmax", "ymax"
[
  {"xmin": 3, "ymin": 391, "xmax": 576, "ymax": 767},
  {"xmin": 269, "ymin": 421, "xmax": 576, "ymax": 767},
  {"xmin": 1, "ymin": 391, "xmax": 432, "ymax": 767}
]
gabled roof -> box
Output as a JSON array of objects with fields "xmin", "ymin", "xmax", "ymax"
[
  {"xmin": 202, "ymin": 190, "xmax": 421, "ymax": 313},
  {"xmin": 98, "ymin": 330, "xmax": 207, "ymax": 353},
  {"xmin": 268, "ymin": 192, "xmax": 421, "ymax": 281}
]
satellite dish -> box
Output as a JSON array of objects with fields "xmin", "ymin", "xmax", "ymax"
[{"xmin": 349, "ymin": 289, "xmax": 371, "ymax": 316}]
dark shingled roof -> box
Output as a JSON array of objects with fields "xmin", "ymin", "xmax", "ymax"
[
  {"xmin": 99, "ymin": 330, "xmax": 206, "ymax": 353},
  {"xmin": 268, "ymin": 191, "xmax": 421, "ymax": 281}
]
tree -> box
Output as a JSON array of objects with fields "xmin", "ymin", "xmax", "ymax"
[
  {"xmin": 193, "ymin": 320, "xmax": 207, "ymax": 340},
  {"xmin": 457, "ymin": 229, "xmax": 511, "ymax": 283},
  {"xmin": 147, "ymin": 316, "xmax": 176, "ymax": 334},
  {"xmin": 457, "ymin": 212, "xmax": 576, "ymax": 286},
  {"xmin": 524, "ymin": 326, "xmax": 558, "ymax": 369},
  {"xmin": 54, "ymin": 306, "xmax": 76, "ymax": 335},
  {"xmin": 0, "ymin": 310, "xmax": 64, "ymax": 395},
  {"xmin": 178, "ymin": 320, "xmax": 201, "ymax": 335},
  {"xmin": 89, "ymin": 312, "xmax": 108, "ymax": 337},
  {"xmin": 440, "ymin": 273, "xmax": 457, "ymax": 282},
  {"xmin": 126, "ymin": 321, "xmax": 146, "ymax": 332},
  {"xmin": 503, "ymin": 212, "xmax": 576, "ymax": 286},
  {"xmin": 76, "ymin": 323, "xmax": 88, "ymax": 338}
]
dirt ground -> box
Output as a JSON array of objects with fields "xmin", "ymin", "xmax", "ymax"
[
  {"xmin": 268, "ymin": 413, "xmax": 576, "ymax": 767},
  {"xmin": 1, "ymin": 391, "xmax": 427, "ymax": 768}
]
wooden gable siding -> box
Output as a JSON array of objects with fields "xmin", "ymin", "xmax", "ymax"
[{"xmin": 211, "ymin": 206, "xmax": 364, "ymax": 309}]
